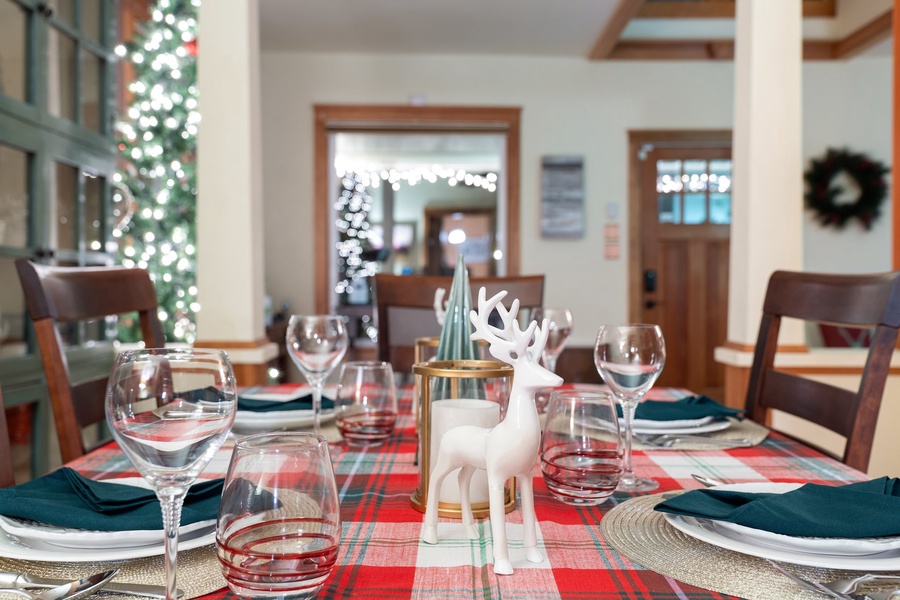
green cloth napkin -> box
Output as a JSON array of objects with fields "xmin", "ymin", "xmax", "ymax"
[
  {"xmin": 618, "ymin": 395, "xmax": 744, "ymax": 422},
  {"xmin": 655, "ymin": 477, "xmax": 900, "ymax": 538},
  {"xmin": 0, "ymin": 467, "xmax": 223, "ymax": 532},
  {"xmin": 237, "ymin": 394, "xmax": 335, "ymax": 413}
]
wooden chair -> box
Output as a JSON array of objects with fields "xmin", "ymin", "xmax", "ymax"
[
  {"xmin": 373, "ymin": 273, "xmax": 545, "ymax": 376},
  {"xmin": 15, "ymin": 259, "xmax": 165, "ymax": 464},
  {"xmin": 745, "ymin": 270, "xmax": 900, "ymax": 472},
  {"xmin": 0, "ymin": 384, "xmax": 16, "ymax": 488}
]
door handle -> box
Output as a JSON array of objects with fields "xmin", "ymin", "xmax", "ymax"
[
  {"xmin": 645, "ymin": 300, "xmax": 657, "ymax": 309},
  {"xmin": 644, "ymin": 270, "xmax": 657, "ymax": 293}
]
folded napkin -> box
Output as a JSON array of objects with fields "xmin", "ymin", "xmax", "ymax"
[
  {"xmin": 0, "ymin": 468, "xmax": 223, "ymax": 532},
  {"xmin": 620, "ymin": 395, "xmax": 744, "ymax": 422},
  {"xmin": 655, "ymin": 477, "xmax": 900, "ymax": 538},
  {"xmin": 238, "ymin": 391, "xmax": 334, "ymax": 413}
]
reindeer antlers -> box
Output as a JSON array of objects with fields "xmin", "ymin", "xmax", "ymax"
[{"xmin": 469, "ymin": 287, "xmax": 549, "ymax": 362}]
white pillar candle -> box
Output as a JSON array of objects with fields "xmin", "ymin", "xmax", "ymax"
[{"xmin": 430, "ymin": 399, "xmax": 500, "ymax": 504}]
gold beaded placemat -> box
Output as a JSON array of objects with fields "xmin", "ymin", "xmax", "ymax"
[
  {"xmin": 633, "ymin": 419, "xmax": 769, "ymax": 451},
  {"xmin": 601, "ymin": 494, "xmax": 900, "ymax": 600},
  {"xmin": 0, "ymin": 544, "xmax": 224, "ymax": 599}
]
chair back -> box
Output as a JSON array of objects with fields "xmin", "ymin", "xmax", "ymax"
[
  {"xmin": 15, "ymin": 259, "xmax": 165, "ymax": 463},
  {"xmin": 0, "ymin": 384, "xmax": 15, "ymax": 488},
  {"xmin": 745, "ymin": 270, "xmax": 900, "ymax": 472},
  {"xmin": 373, "ymin": 273, "xmax": 544, "ymax": 375}
]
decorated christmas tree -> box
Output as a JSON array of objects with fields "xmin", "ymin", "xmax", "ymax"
[{"xmin": 113, "ymin": 0, "xmax": 200, "ymax": 343}]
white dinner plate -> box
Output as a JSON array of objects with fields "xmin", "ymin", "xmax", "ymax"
[
  {"xmin": 663, "ymin": 482, "xmax": 900, "ymax": 569},
  {"xmin": 633, "ymin": 419, "xmax": 732, "ymax": 435},
  {"xmin": 233, "ymin": 408, "xmax": 336, "ymax": 432}
]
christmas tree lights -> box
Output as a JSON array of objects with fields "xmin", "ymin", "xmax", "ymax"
[{"xmin": 114, "ymin": 0, "xmax": 200, "ymax": 343}]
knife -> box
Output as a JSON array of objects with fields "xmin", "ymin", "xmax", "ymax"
[
  {"xmin": 765, "ymin": 560, "xmax": 853, "ymax": 600},
  {"xmin": 0, "ymin": 572, "xmax": 182, "ymax": 599}
]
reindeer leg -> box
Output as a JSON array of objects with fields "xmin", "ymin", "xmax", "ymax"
[
  {"xmin": 423, "ymin": 459, "xmax": 454, "ymax": 545},
  {"xmin": 457, "ymin": 466, "xmax": 479, "ymax": 539},
  {"xmin": 517, "ymin": 473, "xmax": 543, "ymax": 563},
  {"xmin": 487, "ymin": 474, "xmax": 513, "ymax": 575}
]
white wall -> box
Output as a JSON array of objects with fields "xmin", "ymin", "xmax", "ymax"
[{"xmin": 260, "ymin": 51, "xmax": 891, "ymax": 346}]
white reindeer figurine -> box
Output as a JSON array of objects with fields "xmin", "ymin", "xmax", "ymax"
[{"xmin": 422, "ymin": 287, "xmax": 563, "ymax": 575}]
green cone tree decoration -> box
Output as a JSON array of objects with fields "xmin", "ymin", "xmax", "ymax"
[{"xmin": 434, "ymin": 254, "xmax": 485, "ymax": 399}]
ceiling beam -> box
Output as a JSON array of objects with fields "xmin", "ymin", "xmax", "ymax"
[
  {"xmin": 589, "ymin": 0, "xmax": 646, "ymax": 60},
  {"xmin": 636, "ymin": 0, "xmax": 835, "ymax": 19}
]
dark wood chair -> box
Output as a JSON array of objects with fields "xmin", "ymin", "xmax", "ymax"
[
  {"xmin": 373, "ymin": 273, "xmax": 545, "ymax": 376},
  {"xmin": 0, "ymin": 384, "xmax": 16, "ymax": 488},
  {"xmin": 15, "ymin": 259, "xmax": 165, "ymax": 464},
  {"xmin": 745, "ymin": 270, "xmax": 900, "ymax": 472}
]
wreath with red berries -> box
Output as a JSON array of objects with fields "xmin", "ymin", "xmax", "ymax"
[{"xmin": 804, "ymin": 148, "xmax": 889, "ymax": 230}]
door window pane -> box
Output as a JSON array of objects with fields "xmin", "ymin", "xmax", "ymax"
[
  {"xmin": 683, "ymin": 160, "xmax": 708, "ymax": 193},
  {"xmin": 48, "ymin": 27, "xmax": 77, "ymax": 122},
  {"xmin": 84, "ymin": 172, "xmax": 103, "ymax": 250},
  {"xmin": 80, "ymin": 0, "xmax": 102, "ymax": 42},
  {"xmin": 54, "ymin": 162, "xmax": 78, "ymax": 250},
  {"xmin": 709, "ymin": 159, "xmax": 732, "ymax": 193},
  {"xmin": 0, "ymin": 256, "xmax": 27, "ymax": 358},
  {"xmin": 684, "ymin": 193, "xmax": 707, "ymax": 224},
  {"xmin": 0, "ymin": 144, "xmax": 30, "ymax": 249},
  {"xmin": 81, "ymin": 49, "xmax": 103, "ymax": 132},
  {"xmin": 710, "ymin": 193, "xmax": 731, "ymax": 224},
  {"xmin": 658, "ymin": 194, "xmax": 680, "ymax": 224},
  {"xmin": 656, "ymin": 160, "xmax": 682, "ymax": 224},
  {"xmin": 0, "ymin": 0, "xmax": 28, "ymax": 102}
]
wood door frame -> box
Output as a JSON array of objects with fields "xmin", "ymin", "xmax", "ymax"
[
  {"xmin": 314, "ymin": 105, "xmax": 521, "ymax": 313},
  {"xmin": 626, "ymin": 129, "xmax": 732, "ymax": 322}
]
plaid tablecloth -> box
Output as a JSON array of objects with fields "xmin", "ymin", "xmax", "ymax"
[{"xmin": 67, "ymin": 386, "xmax": 865, "ymax": 600}]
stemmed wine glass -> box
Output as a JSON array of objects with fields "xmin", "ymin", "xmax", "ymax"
[
  {"xmin": 593, "ymin": 324, "xmax": 666, "ymax": 492},
  {"xmin": 286, "ymin": 315, "xmax": 349, "ymax": 435},
  {"xmin": 105, "ymin": 348, "xmax": 237, "ymax": 600},
  {"xmin": 532, "ymin": 307, "xmax": 574, "ymax": 374}
]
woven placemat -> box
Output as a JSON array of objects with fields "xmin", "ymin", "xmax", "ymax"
[
  {"xmin": 601, "ymin": 494, "xmax": 900, "ymax": 599},
  {"xmin": 0, "ymin": 544, "xmax": 224, "ymax": 599},
  {"xmin": 633, "ymin": 419, "xmax": 769, "ymax": 451}
]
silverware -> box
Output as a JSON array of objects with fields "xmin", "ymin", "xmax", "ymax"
[
  {"xmin": 824, "ymin": 575, "xmax": 900, "ymax": 596},
  {"xmin": 635, "ymin": 433, "xmax": 753, "ymax": 448},
  {"xmin": 691, "ymin": 473, "xmax": 727, "ymax": 487},
  {"xmin": 852, "ymin": 590, "xmax": 900, "ymax": 600},
  {"xmin": 0, "ymin": 572, "xmax": 180, "ymax": 600},
  {"xmin": 0, "ymin": 570, "xmax": 118, "ymax": 600},
  {"xmin": 766, "ymin": 559, "xmax": 853, "ymax": 599}
]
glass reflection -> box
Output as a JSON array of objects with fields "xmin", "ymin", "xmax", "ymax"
[{"xmin": 0, "ymin": 1, "xmax": 28, "ymax": 102}]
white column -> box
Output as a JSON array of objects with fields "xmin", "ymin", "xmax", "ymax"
[
  {"xmin": 728, "ymin": 0, "xmax": 804, "ymax": 347},
  {"xmin": 196, "ymin": 0, "xmax": 276, "ymax": 378}
]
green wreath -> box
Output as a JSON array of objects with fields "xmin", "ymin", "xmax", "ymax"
[{"xmin": 804, "ymin": 148, "xmax": 889, "ymax": 230}]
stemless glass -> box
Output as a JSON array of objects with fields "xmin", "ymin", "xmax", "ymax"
[
  {"xmin": 593, "ymin": 324, "xmax": 666, "ymax": 493},
  {"xmin": 532, "ymin": 307, "xmax": 574, "ymax": 374},
  {"xmin": 105, "ymin": 348, "xmax": 237, "ymax": 600},
  {"xmin": 335, "ymin": 361, "xmax": 398, "ymax": 446},
  {"xmin": 286, "ymin": 315, "xmax": 349, "ymax": 435},
  {"xmin": 540, "ymin": 389, "xmax": 622, "ymax": 505},
  {"xmin": 216, "ymin": 432, "xmax": 341, "ymax": 600}
]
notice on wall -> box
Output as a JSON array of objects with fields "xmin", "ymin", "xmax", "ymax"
[{"xmin": 540, "ymin": 155, "xmax": 584, "ymax": 239}]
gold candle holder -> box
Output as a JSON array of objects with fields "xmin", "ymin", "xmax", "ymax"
[
  {"xmin": 414, "ymin": 336, "xmax": 440, "ymax": 366},
  {"xmin": 410, "ymin": 359, "xmax": 516, "ymax": 518}
]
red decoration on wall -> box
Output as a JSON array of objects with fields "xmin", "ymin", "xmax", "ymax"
[{"xmin": 184, "ymin": 38, "xmax": 198, "ymax": 57}]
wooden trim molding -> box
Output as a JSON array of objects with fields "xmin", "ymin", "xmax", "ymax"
[
  {"xmin": 589, "ymin": 0, "xmax": 646, "ymax": 60},
  {"xmin": 193, "ymin": 338, "xmax": 271, "ymax": 350},
  {"xmin": 637, "ymin": 1, "xmax": 835, "ymax": 19},
  {"xmin": 313, "ymin": 105, "xmax": 522, "ymax": 314}
]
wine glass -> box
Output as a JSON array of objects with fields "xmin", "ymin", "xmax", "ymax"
[
  {"xmin": 105, "ymin": 348, "xmax": 237, "ymax": 600},
  {"xmin": 286, "ymin": 315, "xmax": 349, "ymax": 435},
  {"xmin": 335, "ymin": 361, "xmax": 398, "ymax": 446},
  {"xmin": 216, "ymin": 432, "xmax": 341, "ymax": 600},
  {"xmin": 532, "ymin": 307, "xmax": 573, "ymax": 374},
  {"xmin": 593, "ymin": 324, "xmax": 665, "ymax": 492}
]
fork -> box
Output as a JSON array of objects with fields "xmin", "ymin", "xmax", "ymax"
[
  {"xmin": 822, "ymin": 575, "xmax": 900, "ymax": 596},
  {"xmin": 635, "ymin": 433, "xmax": 753, "ymax": 448},
  {"xmin": 765, "ymin": 560, "xmax": 852, "ymax": 599}
]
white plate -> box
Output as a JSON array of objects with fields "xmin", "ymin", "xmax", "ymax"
[
  {"xmin": 0, "ymin": 478, "xmax": 215, "ymax": 550},
  {"xmin": 633, "ymin": 416, "xmax": 714, "ymax": 429},
  {"xmin": 663, "ymin": 482, "xmax": 900, "ymax": 569},
  {"xmin": 633, "ymin": 419, "xmax": 732, "ymax": 435},
  {"xmin": 233, "ymin": 409, "xmax": 336, "ymax": 432}
]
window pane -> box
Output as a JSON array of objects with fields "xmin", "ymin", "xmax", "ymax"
[
  {"xmin": 710, "ymin": 193, "xmax": 731, "ymax": 224},
  {"xmin": 709, "ymin": 159, "xmax": 732, "ymax": 193},
  {"xmin": 0, "ymin": 143, "xmax": 30, "ymax": 249},
  {"xmin": 80, "ymin": 0, "xmax": 102, "ymax": 43},
  {"xmin": 54, "ymin": 162, "xmax": 78, "ymax": 250},
  {"xmin": 658, "ymin": 194, "xmax": 680, "ymax": 224},
  {"xmin": 684, "ymin": 193, "xmax": 707, "ymax": 224},
  {"xmin": 81, "ymin": 49, "xmax": 102, "ymax": 132},
  {"xmin": 0, "ymin": 256, "xmax": 27, "ymax": 358},
  {"xmin": 0, "ymin": 0, "xmax": 28, "ymax": 102},
  {"xmin": 84, "ymin": 172, "xmax": 103, "ymax": 250},
  {"xmin": 48, "ymin": 0, "xmax": 75, "ymax": 26},
  {"xmin": 48, "ymin": 28, "xmax": 77, "ymax": 122},
  {"xmin": 683, "ymin": 159, "xmax": 708, "ymax": 193}
]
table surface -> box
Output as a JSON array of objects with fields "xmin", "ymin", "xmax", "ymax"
[{"xmin": 65, "ymin": 385, "xmax": 865, "ymax": 600}]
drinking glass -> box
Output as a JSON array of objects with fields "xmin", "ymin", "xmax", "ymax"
[
  {"xmin": 532, "ymin": 307, "xmax": 574, "ymax": 374},
  {"xmin": 593, "ymin": 324, "xmax": 666, "ymax": 492},
  {"xmin": 105, "ymin": 348, "xmax": 237, "ymax": 600},
  {"xmin": 286, "ymin": 315, "xmax": 349, "ymax": 435},
  {"xmin": 216, "ymin": 432, "xmax": 341, "ymax": 600},
  {"xmin": 335, "ymin": 361, "xmax": 398, "ymax": 446},
  {"xmin": 540, "ymin": 389, "xmax": 622, "ymax": 505}
]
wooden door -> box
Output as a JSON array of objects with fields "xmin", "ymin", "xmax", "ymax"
[{"xmin": 637, "ymin": 146, "xmax": 732, "ymax": 398}]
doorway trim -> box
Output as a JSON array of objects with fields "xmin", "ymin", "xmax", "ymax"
[
  {"xmin": 313, "ymin": 105, "xmax": 521, "ymax": 313},
  {"xmin": 627, "ymin": 129, "xmax": 733, "ymax": 321}
]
